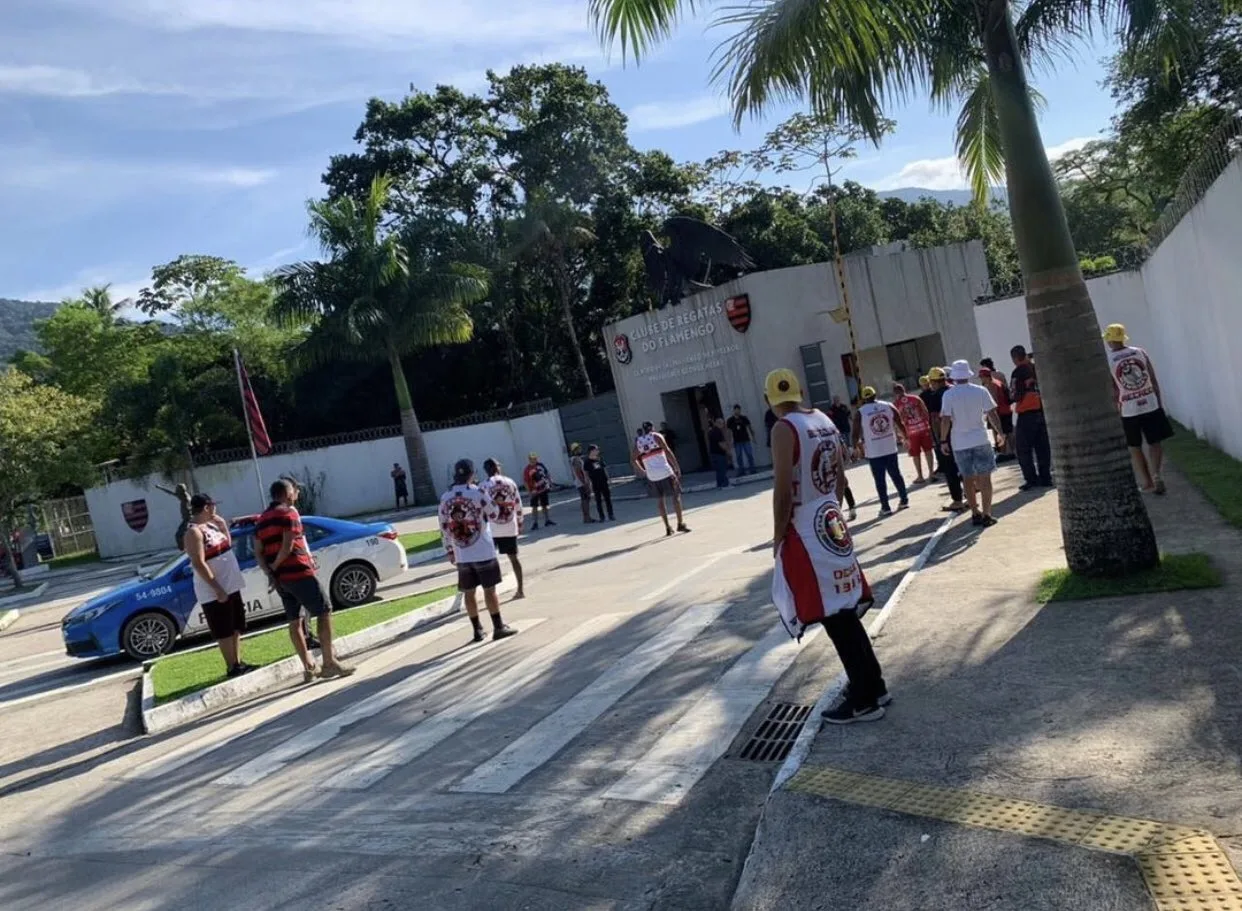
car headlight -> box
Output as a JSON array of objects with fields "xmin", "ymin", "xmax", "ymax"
[{"xmin": 67, "ymin": 601, "xmax": 121, "ymax": 625}]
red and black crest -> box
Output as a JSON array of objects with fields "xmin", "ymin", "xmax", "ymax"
[
  {"xmin": 122, "ymin": 499, "xmax": 149, "ymax": 533},
  {"xmin": 613, "ymin": 333, "xmax": 633, "ymax": 365},
  {"xmin": 725, "ymin": 294, "xmax": 751, "ymax": 333}
]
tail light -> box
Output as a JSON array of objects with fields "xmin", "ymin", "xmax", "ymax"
[{"xmin": 379, "ymin": 529, "xmax": 399, "ymax": 541}]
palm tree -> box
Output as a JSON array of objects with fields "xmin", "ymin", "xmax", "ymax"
[
  {"xmin": 274, "ymin": 175, "xmax": 487, "ymax": 505},
  {"xmin": 585, "ymin": 0, "xmax": 1216, "ymax": 575},
  {"xmin": 76, "ymin": 284, "xmax": 124, "ymax": 324}
]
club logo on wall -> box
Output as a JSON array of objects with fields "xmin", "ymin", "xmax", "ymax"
[
  {"xmin": 122, "ymin": 499, "xmax": 149, "ymax": 533},
  {"xmin": 613, "ymin": 333, "xmax": 634, "ymax": 365},
  {"xmin": 725, "ymin": 294, "xmax": 751, "ymax": 333}
]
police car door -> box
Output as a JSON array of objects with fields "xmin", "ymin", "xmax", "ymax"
[{"xmin": 179, "ymin": 530, "xmax": 282, "ymax": 635}]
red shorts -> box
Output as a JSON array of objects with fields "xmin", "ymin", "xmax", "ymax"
[{"xmin": 907, "ymin": 429, "xmax": 933, "ymax": 456}]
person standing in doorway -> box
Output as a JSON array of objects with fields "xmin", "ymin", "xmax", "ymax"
[
  {"xmin": 708, "ymin": 418, "xmax": 731, "ymax": 489},
  {"xmin": 481, "ymin": 458, "xmax": 525, "ymax": 600},
  {"xmin": 766, "ymin": 368, "xmax": 888, "ymax": 724},
  {"xmin": 1009, "ymin": 345, "xmax": 1053, "ymax": 490},
  {"xmin": 852, "ymin": 387, "xmax": 909, "ymax": 516},
  {"xmin": 391, "ymin": 463, "xmax": 409, "ymax": 510},
  {"xmin": 183, "ymin": 494, "xmax": 254, "ymax": 678},
  {"xmin": 569, "ymin": 443, "xmax": 595, "ymax": 524},
  {"xmin": 659, "ymin": 421, "xmax": 679, "ymax": 458},
  {"xmin": 828, "ymin": 395, "xmax": 854, "ymax": 460},
  {"xmin": 893, "ymin": 383, "xmax": 935, "ymax": 483},
  {"xmin": 256, "ymin": 479, "xmax": 353, "ymax": 683},
  {"xmin": 584, "ymin": 444, "xmax": 614, "ymax": 521},
  {"xmin": 632, "ymin": 421, "xmax": 690, "ymax": 536},
  {"xmin": 1104, "ymin": 323, "xmax": 1174, "ymax": 494},
  {"xmin": 522, "ymin": 453, "xmax": 555, "ymax": 530},
  {"xmin": 440, "ymin": 459, "xmax": 518, "ymax": 643},
  {"xmin": 923, "ymin": 368, "xmax": 968, "ymax": 512},
  {"xmin": 940, "ymin": 361, "xmax": 1005, "ymax": 527},
  {"xmin": 978, "ymin": 362, "xmax": 1014, "ymax": 460},
  {"xmin": 727, "ymin": 405, "xmax": 756, "ymax": 477}
]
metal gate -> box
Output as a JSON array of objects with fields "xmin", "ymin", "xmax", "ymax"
[
  {"xmin": 558, "ymin": 392, "xmax": 630, "ymax": 478},
  {"xmin": 40, "ymin": 496, "xmax": 97, "ymax": 557}
]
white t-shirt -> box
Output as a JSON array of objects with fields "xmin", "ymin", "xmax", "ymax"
[
  {"xmin": 438, "ymin": 484, "xmax": 499, "ymax": 564},
  {"xmin": 188, "ymin": 521, "xmax": 245, "ymax": 605},
  {"xmin": 481, "ymin": 474, "xmax": 522, "ymax": 539},
  {"xmin": 940, "ymin": 382, "xmax": 997, "ymax": 452},
  {"xmin": 858, "ymin": 401, "xmax": 899, "ymax": 459},
  {"xmin": 1107, "ymin": 345, "xmax": 1160, "ymax": 417},
  {"xmin": 635, "ymin": 433, "xmax": 674, "ymax": 481}
]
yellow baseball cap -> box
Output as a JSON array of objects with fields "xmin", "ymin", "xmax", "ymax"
[
  {"xmin": 1102, "ymin": 323, "xmax": 1128, "ymax": 343},
  {"xmin": 861, "ymin": 386, "xmax": 876, "ymax": 400},
  {"xmin": 928, "ymin": 366, "xmax": 946, "ymax": 380},
  {"xmin": 528, "ymin": 451, "xmax": 538, "ymax": 460},
  {"xmin": 764, "ymin": 368, "xmax": 803, "ymax": 406},
  {"xmin": 919, "ymin": 375, "xmax": 930, "ymax": 384}
]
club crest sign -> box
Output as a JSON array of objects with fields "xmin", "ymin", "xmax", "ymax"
[
  {"xmin": 725, "ymin": 294, "xmax": 751, "ymax": 333},
  {"xmin": 613, "ymin": 333, "xmax": 634, "ymax": 365},
  {"xmin": 122, "ymin": 499, "xmax": 149, "ymax": 533}
]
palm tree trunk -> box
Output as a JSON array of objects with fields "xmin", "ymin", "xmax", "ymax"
[
  {"xmin": 560, "ymin": 274, "xmax": 594, "ymax": 399},
  {"xmin": 387, "ymin": 344, "xmax": 437, "ymax": 505},
  {"xmin": 982, "ymin": 0, "xmax": 1158, "ymax": 575}
]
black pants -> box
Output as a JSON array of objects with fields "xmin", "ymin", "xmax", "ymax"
[
  {"xmin": 936, "ymin": 444, "xmax": 964, "ymax": 503},
  {"xmin": 593, "ymin": 483, "xmax": 614, "ymax": 520},
  {"xmin": 822, "ymin": 611, "xmax": 885, "ymax": 705},
  {"xmin": 1016, "ymin": 411, "xmax": 1053, "ymax": 484},
  {"xmin": 867, "ymin": 453, "xmax": 907, "ymax": 511},
  {"xmin": 841, "ymin": 483, "xmax": 856, "ymax": 511}
]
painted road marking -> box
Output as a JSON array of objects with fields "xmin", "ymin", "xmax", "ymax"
[
  {"xmin": 212, "ymin": 617, "xmax": 548, "ymax": 787},
  {"xmin": 324, "ymin": 613, "xmax": 628, "ymax": 791},
  {"xmin": 603, "ymin": 620, "xmax": 818, "ymax": 806},
  {"xmin": 639, "ymin": 552, "xmax": 730, "ymax": 601},
  {"xmin": 452, "ymin": 602, "xmax": 731, "ymax": 794}
]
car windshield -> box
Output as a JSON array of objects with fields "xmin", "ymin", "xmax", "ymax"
[{"xmin": 146, "ymin": 551, "xmax": 187, "ymax": 579}]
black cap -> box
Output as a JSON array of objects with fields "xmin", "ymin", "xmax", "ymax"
[
  {"xmin": 453, "ymin": 458, "xmax": 474, "ymax": 484},
  {"xmin": 189, "ymin": 493, "xmax": 214, "ymax": 512},
  {"xmin": 642, "ymin": 421, "xmax": 654, "ymax": 432}
]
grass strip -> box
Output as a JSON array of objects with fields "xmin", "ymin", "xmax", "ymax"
[
  {"xmin": 152, "ymin": 585, "xmax": 455, "ymax": 704},
  {"xmin": 1037, "ymin": 552, "xmax": 1221, "ymax": 603},
  {"xmin": 400, "ymin": 531, "xmax": 442, "ymax": 554},
  {"xmin": 1164, "ymin": 421, "xmax": 1242, "ymax": 529},
  {"xmin": 42, "ymin": 550, "xmax": 100, "ymax": 570}
]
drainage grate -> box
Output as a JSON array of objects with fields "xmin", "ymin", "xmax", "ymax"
[{"xmin": 738, "ymin": 703, "xmax": 812, "ymax": 762}]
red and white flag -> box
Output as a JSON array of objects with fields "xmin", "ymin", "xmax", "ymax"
[{"xmin": 234, "ymin": 350, "xmax": 272, "ymax": 456}]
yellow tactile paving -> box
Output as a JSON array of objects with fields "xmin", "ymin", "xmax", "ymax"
[{"xmin": 787, "ymin": 764, "xmax": 1242, "ymax": 911}]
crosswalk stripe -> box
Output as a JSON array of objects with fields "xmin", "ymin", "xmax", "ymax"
[
  {"xmin": 322, "ymin": 613, "xmax": 629, "ymax": 791},
  {"xmin": 212, "ymin": 618, "xmax": 550, "ymax": 787},
  {"xmin": 451, "ymin": 602, "xmax": 731, "ymax": 795},
  {"xmin": 602, "ymin": 620, "xmax": 818, "ymax": 806}
]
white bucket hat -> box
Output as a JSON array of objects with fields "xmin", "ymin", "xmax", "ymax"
[{"xmin": 948, "ymin": 359, "xmax": 974, "ymax": 381}]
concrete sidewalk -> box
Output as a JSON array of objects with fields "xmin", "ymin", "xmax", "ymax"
[{"xmin": 734, "ymin": 464, "xmax": 1242, "ymax": 910}]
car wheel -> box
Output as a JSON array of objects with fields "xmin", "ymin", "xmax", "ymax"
[
  {"xmin": 332, "ymin": 562, "xmax": 378, "ymax": 608},
  {"xmin": 121, "ymin": 611, "xmax": 177, "ymax": 661}
]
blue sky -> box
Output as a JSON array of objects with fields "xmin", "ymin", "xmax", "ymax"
[{"xmin": 1, "ymin": 0, "xmax": 1118, "ymax": 303}]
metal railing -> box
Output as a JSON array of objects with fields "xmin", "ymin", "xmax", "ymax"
[
  {"xmin": 1148, "ymin": 113, "xmax": 1242, "ymax": 249},
  {"xmin": 973, "ymin": 246, "xmax": 1149, "ymax": 306}
]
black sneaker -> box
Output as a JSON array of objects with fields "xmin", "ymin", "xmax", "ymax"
[
  {"xmin": 530, "ymin": 523, "xmax": 539, "ymax": 531},
  {"xmin": 470, "ymin": 627, "xmax": 486, "ymax": 643},
  {"xmin": 981, "ymin": 515, "xmax": 998, "ymax": 528},
  {"xmin": 665, "ymin": 526, "xmax": 674, "ymax": 537},
  {"xmin": 492, "ymin": 625, "xmax": 519, "ymax": 641},
  {"xmin": 1018, "ymin": 482, "xmax": 1037, "ymax": 492},
  {"xmin": 545, "ymin": 519, "xmax": 557, "ymax": 526},
  {"xmin": 822, "ymin": 701, "xmax": 886, "ymax": 725},
  {"xmin": 227, "ymin": 662, "xmax": 257, "ymax": 678},
  {"xmin": 677, "ymin": 524, "xmax": 691, "ymax": 533},
  {"xmin": 879, "ymin": 507, "xmax": 893, "ymax": 518},
  {"xmin": 971, "ymin": 513, "xmax": 984, "ymax": 526},
  {"xmin": 836, "ymin": 684, "xmax": 893, "ymax": 708},
  {"xmin": 897, "ymin": 500, "xmax": 909, "ymax": 510}
]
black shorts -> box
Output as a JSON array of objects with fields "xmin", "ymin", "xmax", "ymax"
[
  {"xmin": 495, "ymin": 536, "xmax": 518, "ymax": 556},
  {"xmin": 202, "ymin": 591, "xmax": 247, "ymax": 639},
  {"xmin": 458, "ymin": 559, "xmax": 502, "ymax": 591},
  {"xmin": 648, "ymin": 476, "xmax": 678, "ymax": 497},
  {"xmin": 1122, "ymin": 408, "xmax": 1174, "ymax": 448},
  {"xmin": 999, "ymin": 413, "xmax": 1014, "ymax": 434},
  {"xmin": 277, "ymin": 575, "xmax": 330, "ymax": 621},
  {"xmin": 531, "ymin": 491, "xmax": 549, "ymax": 509}
]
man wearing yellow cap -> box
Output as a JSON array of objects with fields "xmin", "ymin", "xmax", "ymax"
[
  {"xmin": 766, "ymin": 367, "xmax": 887, "ymax": 724},
  {"xmin": 1104, "ymin": 323, "xmax": 1173, "ymax": 494},
  {"xmin": 851, "ymin": 386, "xmax": 909, "ymax": 516}
]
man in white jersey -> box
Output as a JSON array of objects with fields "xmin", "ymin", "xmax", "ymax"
[
  {"xmin": 851, "ymin": 386, "xmax": 909, "ymax": 516},
  {"xmin": 482, "ymin": 458, "xmax": 525, "ymax": 600},
  {"xmin": 1104, "ymin": 323, "xmax": 1174, "ymax": 495},
  {"xmin": 631, "ymin": 421, "xmax": 690, "ymax": 537},
  {"xmin": 439, "ymin": 459, "xmax": 519, "ymax": 643},
  {"xmin": 767, "ymin": 368, "xmax": 888, "ymax": 724},
  {"xmin": 940, "ymin": 360, "xmax": 1004, "ymax": 528}
]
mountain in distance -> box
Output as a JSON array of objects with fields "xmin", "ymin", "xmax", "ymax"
[
  {"xmin": 0, "ymin": 299, "xmax": 57, "ymax": 362},
  {"xmin": 876, "ymin": 187, "xmax": 1009, "ymax": 208}
]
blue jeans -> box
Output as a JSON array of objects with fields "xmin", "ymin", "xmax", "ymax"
[
  {"xmin": 868, "ymin": 453, "xmax": 908, "ymax": 512},
  {"xmin": 734, "ymin": 441, "xmax": 755, "ymax": 475},
  {"xmin": 711, "ymin": 453, "xmax": 730, "ymax": 488}
]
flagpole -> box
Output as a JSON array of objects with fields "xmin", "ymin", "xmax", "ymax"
[{"xmin": 234, "ymin": 348, "xmax": 267, "ymax": 511}]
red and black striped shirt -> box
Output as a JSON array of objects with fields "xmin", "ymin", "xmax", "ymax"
[{"xmin": 255, "ymin": 505, "xmax": 316, "ymax": 581}]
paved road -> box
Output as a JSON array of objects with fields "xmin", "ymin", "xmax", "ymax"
[{"xmin": 0, "ymin": 466, "xmax": 955, "ymax": 909}]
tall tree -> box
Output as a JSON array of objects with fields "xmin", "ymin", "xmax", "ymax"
[
  {"xmin": 584, "ymin": 0, "xmax": 1198, "ymax": 575},
  {"xmin": 274, "ymin": 175, "xmax": 487, "ymax": 504},
  {"xmin": 78, "ymin": 284, "xmax": 125, "ymax": 325}
]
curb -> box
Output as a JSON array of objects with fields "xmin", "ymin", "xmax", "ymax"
[
  {"xmin": 0, "ymin": 582, "xmax": 49, "ymax": 610},
  {"xmin": 406, "ymin": 547, "xmax": 446, "ymax": 568},
  {"xmin": 0, "ymin": 609, "xmax": 20, "ymax": 632},
  {"xmin": 141, "ymin": 589, "xmax": 471, "ymax": 735}
]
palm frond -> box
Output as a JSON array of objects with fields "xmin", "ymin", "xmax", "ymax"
[
  {"xmin": 954, "ymin": 68, "xmax": 1006, "ymax": 205},
  {"xmin": 587, "ymin": 0, "xmax": 695, "ymax": 62}
]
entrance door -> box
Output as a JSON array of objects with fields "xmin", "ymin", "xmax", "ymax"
[{"xmin": 659, "ymin": 382, "xmax": 723, "ymax": 473}]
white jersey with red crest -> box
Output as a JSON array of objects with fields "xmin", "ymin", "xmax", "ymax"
[
  {"xmin": 771, "ymin": 408, "xmax": 872, "ymax": 640},
  {"xmin": 1107, "ymin": 345, "xmax": 1160, "ymax": 417}
]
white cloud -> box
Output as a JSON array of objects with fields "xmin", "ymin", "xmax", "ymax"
[
  {"xmin": 17, "ymin": 270, "xmax": 148, "ymax": 306},
  {"xmin": 874, "ymin": 136, "xmax": 1097, "ymax": 190},
  {"xmin": 0, "ymin": 65, "xmax": 121, "ymax": 97},
  {"xmin": 0, "ymin": 149, "xmax": 277, "ymax": 192},
  {"xmin": 628, "ymin": 95, "xmax": 728, "ymax": 131}
]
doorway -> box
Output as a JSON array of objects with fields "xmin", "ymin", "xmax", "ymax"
[{"xmin": 659, "ymin": 381, "xmax": 723, "ymax": 473}]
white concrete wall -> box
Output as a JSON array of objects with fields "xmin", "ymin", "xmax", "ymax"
[
  {"xmin": 86, "ymin": 410, "xmax": 572, "ymax": 558},
  {"xmin": 972, "ymin": 155, "xmax": 1242, "ymax": 459}
]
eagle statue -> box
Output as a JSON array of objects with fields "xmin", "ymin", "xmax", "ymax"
[{"xmin": 640, "ymin": 216, "xmax": 754, "ymax": 309}]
